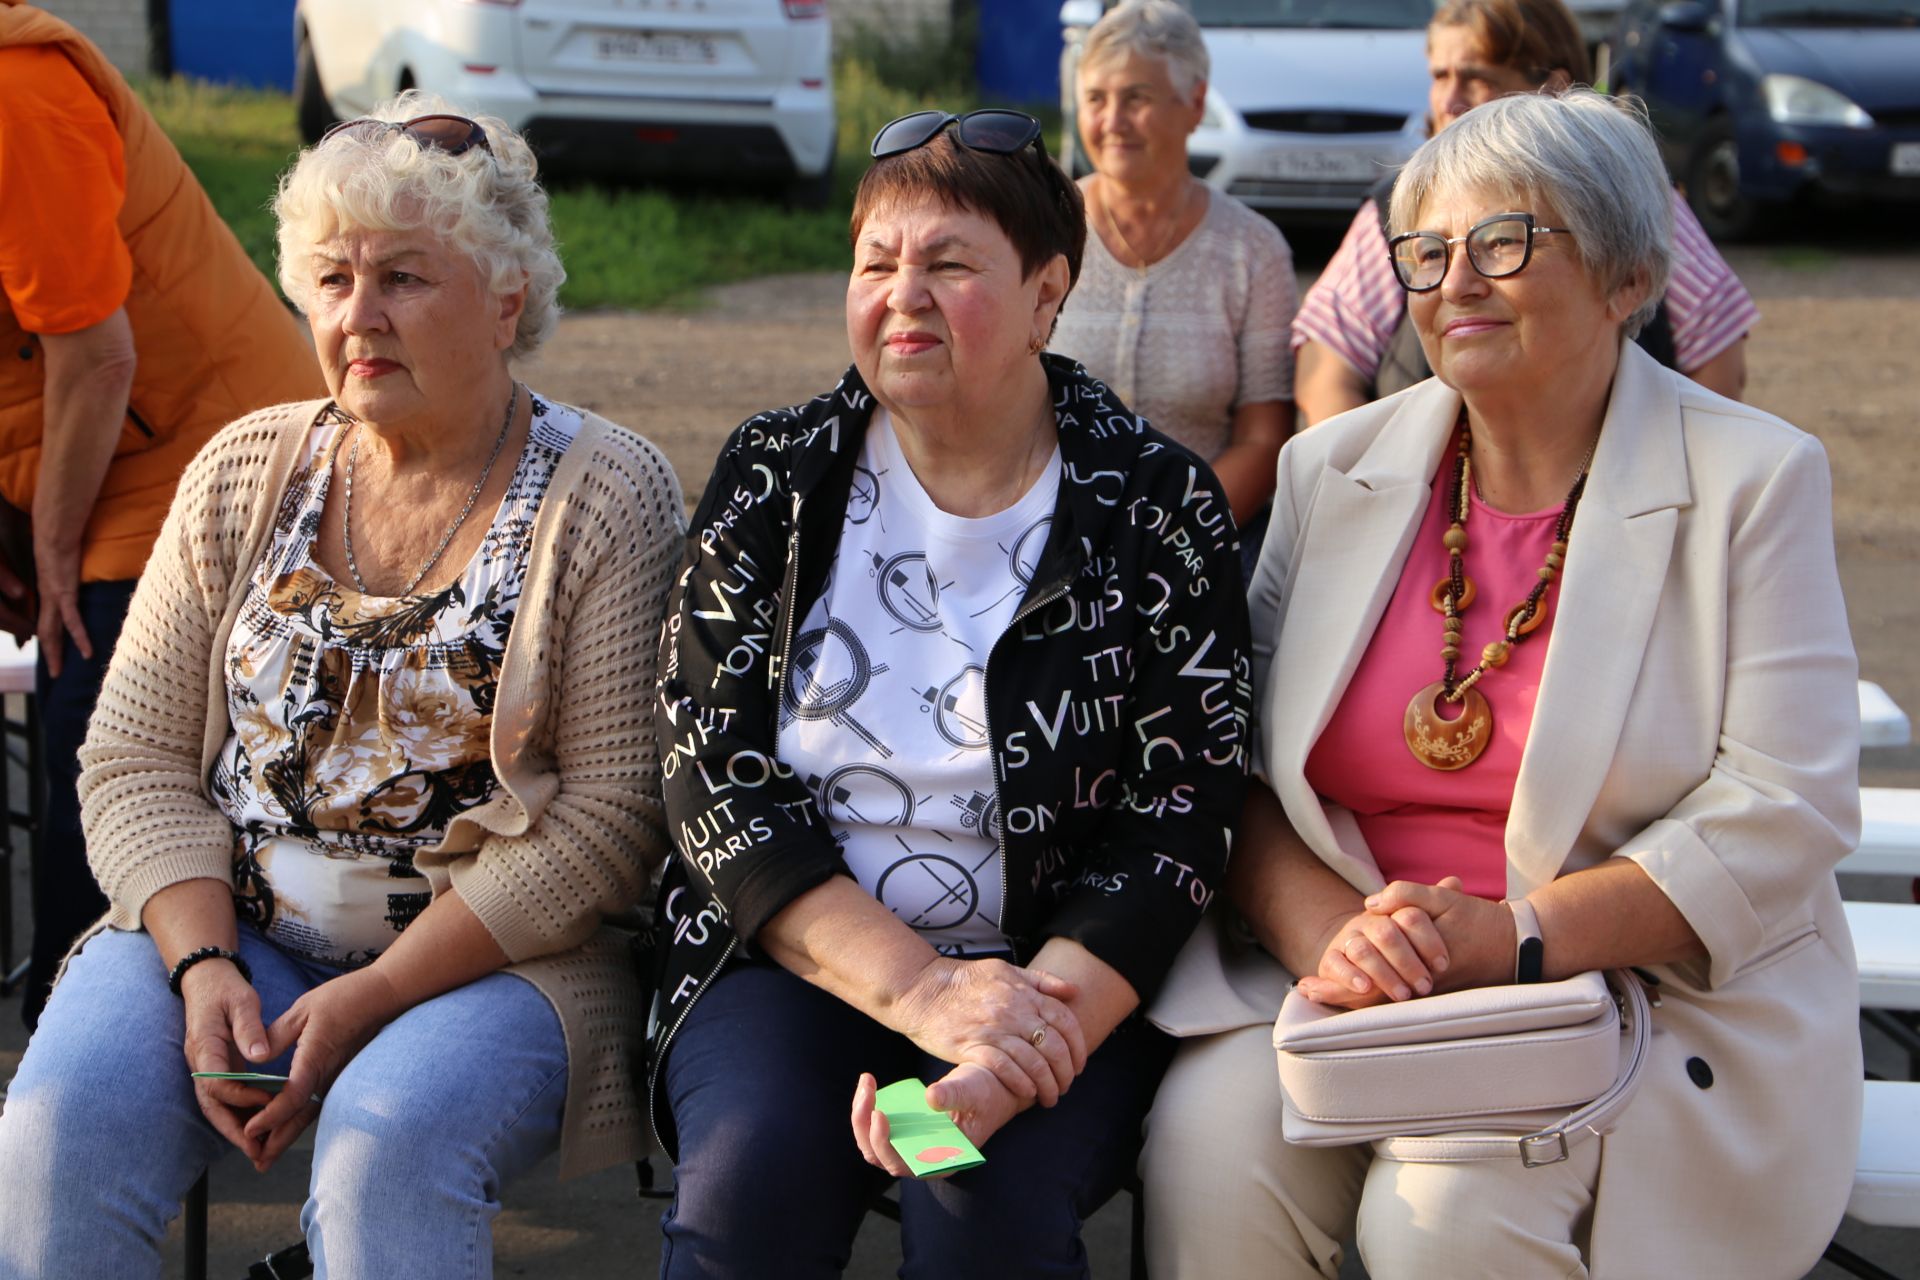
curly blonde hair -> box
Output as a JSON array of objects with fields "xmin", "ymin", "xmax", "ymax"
[{"xmin": 273, "ymin": 90, "xmax": 565, "ymax": 360}]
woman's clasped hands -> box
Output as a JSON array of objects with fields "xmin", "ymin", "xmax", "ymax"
[
  {"xmin": 180, "ymin": 960, "xmax": 406, "ymax": 1173},
  {"xmin": 1295, "ymin": 875, "xmax": 1515, "ymax": 1009},
  {"xmin": 851, "ymin": 955, "xmax": 1090, "ymax": 1178},
  {"xmin": 887, "ymin": 955, "xmax": 1088, "ymax": 1106}
]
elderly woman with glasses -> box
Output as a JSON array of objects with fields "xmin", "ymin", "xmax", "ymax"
[
  {"xmin": 1140, "ymin": 90, "xmax": 1859, "ymax": 1279},
  {"xmin": 648, "ymin": 108, "xmax": 1251, "ymax": 1279},
  {"xmin": 0, "ymin": 93, "xmax": 684, "ymax": 1276},
  {"xmin": 1049, "ymin": 0, "xmax": 1297, "ymax": 540}
]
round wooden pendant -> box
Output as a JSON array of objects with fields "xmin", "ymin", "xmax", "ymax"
[
  {"xmin": 1503, "ymin": 600, "xmax": 1547, "ymax": 637},
  {"xmin": 1404, "ymin": 681, "xmax": 1494, "ymax": 770},
  {"xmin": 1429, "ymin": 575, "xmax": 1476, "ymax": 614}
]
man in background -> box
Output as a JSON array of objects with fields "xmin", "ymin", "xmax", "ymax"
[{"xmin": 0, "ymin": 0, "xmax": 324, "ymax": 1029}]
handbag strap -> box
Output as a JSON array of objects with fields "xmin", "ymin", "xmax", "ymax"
[{"xmin": 1371, "ymin": 969, "xmax": 1652, "ymax": 1168}]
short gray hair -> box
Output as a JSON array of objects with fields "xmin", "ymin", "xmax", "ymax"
[
  {"xmin": 274, "ymin": 90, "xmax": 566, "ymax": 360},
  {"xmin": 1081, "ymin": 0, "xmax": 1210, "ymax": 104},
  {"xmin": 1389, "ymin": 90, "xmax": 1671, "ymax": 337}
]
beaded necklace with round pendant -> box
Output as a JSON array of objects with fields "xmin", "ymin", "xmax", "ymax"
[{"xmin": 1402, "ymin": 416, "xmax": 1595, "ymax": 771}]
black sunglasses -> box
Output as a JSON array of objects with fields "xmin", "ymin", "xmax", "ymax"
[
  {"xmin": 319, "ymin": 113, "xmax": 493, "ymax": 158},
  {"xmin": 870, "ymin": 110, "xmax": 1045, "ymax": 160}
]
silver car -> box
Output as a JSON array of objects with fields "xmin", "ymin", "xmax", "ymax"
[
  {"xmin": 1060, "ymin": 0, "xmax": 1434, "ymax": 222},
  {"xmin": 295, "ymin": 0, "xmax": 836, "ymax": 204}
]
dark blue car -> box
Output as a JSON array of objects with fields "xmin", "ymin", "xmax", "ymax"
[{"xmin": 1611, "ymin": 0, "xmax": 1920, "ymax": 236}]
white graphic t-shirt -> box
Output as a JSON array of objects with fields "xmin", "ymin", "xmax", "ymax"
[{"xmin": 780, "ymin": 410, "xmax": 1061, "ymax": 956}]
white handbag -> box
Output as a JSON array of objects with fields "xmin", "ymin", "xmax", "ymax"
[{"xmin": 1272, "ymin": 969, "xmax": 1651, "ymax": 1167}]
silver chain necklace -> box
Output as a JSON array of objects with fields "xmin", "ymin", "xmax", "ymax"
[
  {"xmin": 341, "ymin": 381, "xmax": 518, "ymax": 596},
  {"xmin": 1097, "ymin": 174, "xmax": 1192, "ymax": 273}
]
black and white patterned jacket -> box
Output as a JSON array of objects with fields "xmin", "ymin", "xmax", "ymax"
[{"xmin": 646, "ymin": 355, "xmax": 1252, "ymax": 1153}]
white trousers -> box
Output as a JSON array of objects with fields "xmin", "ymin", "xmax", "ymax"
[{"xmin": 1140, "ymin": 1023, "xmax": 1602, "ymax": 1280}]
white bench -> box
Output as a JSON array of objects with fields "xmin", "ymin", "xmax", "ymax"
[
  {"xmin": 1861, "ymin": 680, "xmax": 1912, "ymax": 750},
  {"xmin": 1852, "ymin": 1080, "xmax": 1920, "ymax": 1230},
  {"xmin": 1838, "ymin": 789, "xmax": 1920, "ymax": 879},
  {"xmin": 0, "ymin": 632, "xmax": 32, "ymax": 993},
  {"xmin": 1849, "ymin": 901, "xmax": 1920, "ymax": 1013},
  {"xmin": 1835, "ymin": 926, "xmax": 1920, "ymax": 1279}
]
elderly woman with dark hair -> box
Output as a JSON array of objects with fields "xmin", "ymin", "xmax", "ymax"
[
  {"xmin": 0, "ymin": 93, "xmax": 684, "ymax": 1277},
  {"xmin": 649, "ymin": 110, "xmax": 1251, "ymax": 1278},
  {"xmin": 1142, "ymin": 90, "xmax": 1859, "ymax": 1278}
]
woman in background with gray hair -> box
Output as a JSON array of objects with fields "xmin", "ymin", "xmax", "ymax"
[
  {"xmin": 0, "ymin": 93, "xmax": 684, "ymax": 1277},
  {"xmin": 1142, "ymin": 90, "xmax": 1859, "ymax": 1278},
  {"xmin": 1051, "ymin": 0, "xmax": 1296, "ymax": 542}
]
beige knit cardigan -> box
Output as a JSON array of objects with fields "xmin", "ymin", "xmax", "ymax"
[{"xmin": 76, "ymin": 398, "xmax": 685, "ymax": 1180}]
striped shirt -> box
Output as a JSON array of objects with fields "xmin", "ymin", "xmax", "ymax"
[{"xmin": 1291, "ymin": 188, "xmax": 1758, "ymax": 378}]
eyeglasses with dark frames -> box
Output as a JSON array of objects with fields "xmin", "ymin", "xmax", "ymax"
[
  {"xmin": 319, "ymin": 113, "xmax": 494, "ymax": 158},
  {"xmin": 870, "ymin": 109, "xmax": 1046, "ymax": 160},
  {"xmin": 1388, "ymin": 212, "xmax": 1573, "ymax": 293}
]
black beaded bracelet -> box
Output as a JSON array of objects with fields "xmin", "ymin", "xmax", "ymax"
[{"xmin": 167, "ymin": 946, "xmax": 252, "ymax": 996}]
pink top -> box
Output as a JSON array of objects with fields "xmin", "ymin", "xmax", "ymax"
[
  {"xmin": 1303, "ymin": 442, "xmax": 1566, "ymax": 901},
  {"xmin": 1291, "ymin": 190, "xmax": 1758, "ymax": 378}
]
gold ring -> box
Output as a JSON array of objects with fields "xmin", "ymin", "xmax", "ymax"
[{"xmin": 1029, "ymin": 1025, "xmax": 1048, "ymax": 1048}]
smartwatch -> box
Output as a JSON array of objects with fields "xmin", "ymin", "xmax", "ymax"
[{"xmin": 1508, "ymin": 897, "xmax": 1544, "ymax": 984}]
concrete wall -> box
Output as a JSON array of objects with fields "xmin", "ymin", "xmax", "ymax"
[{"xmin": 32, "ymin": 0, "xmax": 151, "ymax": 76}]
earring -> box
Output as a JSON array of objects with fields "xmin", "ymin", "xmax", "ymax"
[{"xmin": 1027, "ymin": 334, "xmax": 1044, "ymax": 355}]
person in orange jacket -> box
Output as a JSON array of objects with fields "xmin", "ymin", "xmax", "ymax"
[{"xmin": 0, "ymin": 0, "xmax": 325, "ymax": 1029}]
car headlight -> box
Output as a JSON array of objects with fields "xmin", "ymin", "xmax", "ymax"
[
  {"xmin": 1762, "ymin": 74, "xmax": 1874, "ymax": 129},
  {"xmin": 1200, "ymin": 93, "xmax": 1233, "ymax": 132}
]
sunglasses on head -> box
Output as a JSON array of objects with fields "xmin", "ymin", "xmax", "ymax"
[
  {"xmin": 320, "ymin": 113, "xmax": 493, "ymax": 158},
  {"xmin": 870, "ymin": 109, "xmax": 1045, "ymax": 160}
]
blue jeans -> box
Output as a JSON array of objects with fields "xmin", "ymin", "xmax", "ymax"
[
  {"xmin": 23, "ymin": 577, "xmax": 136, "ymax": 1030},
  {"xmin": 659, "ymin": 960, "xmax": 1174, "ymax": 1280},
  {"xmin": 0, "ymin": 924, "xmax": 567, "ymax": 1280}
]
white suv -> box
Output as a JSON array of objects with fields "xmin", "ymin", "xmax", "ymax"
[{"xmin": 294, "ymin": 0, "xmax": 836, "ymax": 203}]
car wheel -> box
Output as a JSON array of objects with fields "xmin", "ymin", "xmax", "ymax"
[
  {"xmin": 783, "ymin": 161, "xmax": 836, "ymax": 211},
  {"xmin": 294, "ymin": 22, "xmax": 337, "ymax": 144},
  {"xmin": 781, "ymin": 127, "xmax": 837, "ymax": 210},
  {"xmin": 1686, "ymin": 119, "xmax": 1760, "ymax": 240}
]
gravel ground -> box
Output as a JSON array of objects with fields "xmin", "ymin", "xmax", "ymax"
[{"xmin": 2, "ymin": 234, "xmax": 1915, "ymax": 1279}]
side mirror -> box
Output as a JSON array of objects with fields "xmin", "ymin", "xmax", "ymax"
[
  {"xmin": 1655, "ymin": 1, "xmax": 1713, "ymax": 32},
  {"xmin": 1060, "ymin": 0, "xmax": 1102, "ymax": 29}
]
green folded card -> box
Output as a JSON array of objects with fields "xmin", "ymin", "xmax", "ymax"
[
  {"xmin": 190, "ymin": 1071, "xmax": 290, "ymax": 1092},
  {"xmin": 874, "ymin": 1078, "xmax": 985, "ymax": 1178}
]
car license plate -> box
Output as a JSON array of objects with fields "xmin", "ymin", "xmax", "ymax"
[
  {"xmin": 1893, "ymin": 142, "xmax": 1920, "ymax": 177},
  {"xmin": 1257, "ymin": 150, "xmax": 1378, "ymax": 183},
  {"xmin": 593, "ymin": 31, "xmax": 717, "ymax": 63}
]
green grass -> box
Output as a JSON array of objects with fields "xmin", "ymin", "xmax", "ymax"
[
  {"xmin": 138, "ymin": 77, "xmax": 305, "ymax": 286},
  {"xmin": 1768, "ymin": 246, "xmax": 1839, "ymax": 272},
  {"xmin": 134, "ymin": 41, "xmax": 999, "ymax": 311}
]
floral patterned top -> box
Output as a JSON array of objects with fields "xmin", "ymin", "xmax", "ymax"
[{"xmin": 208, "ymin": 394, "xmax": 581, "ymax": 967}]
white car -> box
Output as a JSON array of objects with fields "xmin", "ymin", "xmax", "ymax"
[
  {"xmin": 1059, "ymin": 0, "xmax": 1433, "ymax": 222},
  {"xmin": 294, "ymin": 0, "xmax": 836, "ymax": 203}
]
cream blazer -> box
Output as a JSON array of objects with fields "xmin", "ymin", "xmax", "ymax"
[{"xmin": 1151, "ymin": 344, "xmax": 1863, "ymax": 1277}]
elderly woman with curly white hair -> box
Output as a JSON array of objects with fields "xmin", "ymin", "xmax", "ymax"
[{"xmin": 0, "ymin": 92, "xmax": 685, "ymax": 1278}]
